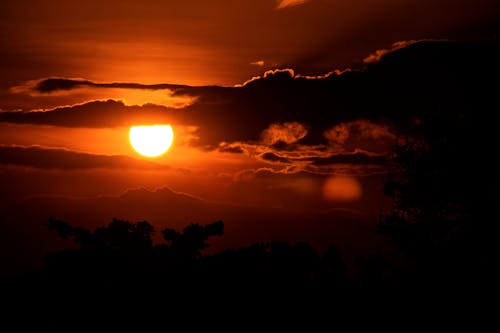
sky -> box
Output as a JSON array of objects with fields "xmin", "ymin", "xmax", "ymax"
[{"xmin": 1, "ymin": 0, "xmax": 500, "ymax": 274}]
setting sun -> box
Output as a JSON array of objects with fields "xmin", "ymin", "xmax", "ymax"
[{"xmin": 129, "ymin": 125, "xmax": 174, "ymax": 157}]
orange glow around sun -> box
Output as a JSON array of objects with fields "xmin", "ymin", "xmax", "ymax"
[{"xmin": 129, "ymin": 125, "xmax": 174, "ymax": 157}]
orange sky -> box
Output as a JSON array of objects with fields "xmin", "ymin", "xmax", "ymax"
[
  {"xmin": 1, "ymin": 0, "xmax": 500, "ymax": 273},
  {"xmin": 2, "ymin": 0, "xmax": 499, "ymax": 88}
]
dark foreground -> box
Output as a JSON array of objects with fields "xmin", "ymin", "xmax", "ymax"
[{"xmin": 2, "ymin": 217, "xmax": 495, "ymax": 331}]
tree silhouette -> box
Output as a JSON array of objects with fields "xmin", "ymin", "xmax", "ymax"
[
  {"xmin": 161, "ymin": 220, "xmax": 224, "ymax": 261},
  {"xmin": 11, "ymin": 216, "xmax": 354, "ymax": 332},
  {"xmin": 48, "ymin": 217, "xmax": 155, "ymax": 251},
  {"xmin": 44, "ymin": 217, "xmax": 349, "ymax": 292},
  {"xmin": 45, "ymin": 218, "xmax": 224, "ymax": 274},
  {"xmin": 379, "ymin": 109, "xmax": 497, "ymax": 289}
]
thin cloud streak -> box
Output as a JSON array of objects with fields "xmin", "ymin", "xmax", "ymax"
[
  {"xmin": 0, "ymin": 145, "xmax": 169, "ymax": 170},
  {"xmin": 250, "ymin": 60, "xmax": 265, "ymax": 66},
  {"xmin": 276, "ymin": 0, "xmax": 311, "ymax": 10},
  {"xmin": 11, "ymin": 78, "xmax": 192, "ymax": 95}
]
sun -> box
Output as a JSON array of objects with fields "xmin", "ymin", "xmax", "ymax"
[{"xmin": 129, "ymin": 125, "xmax": 174, "ymax": 157}]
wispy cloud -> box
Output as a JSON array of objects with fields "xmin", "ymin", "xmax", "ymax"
[
  {"xmin": 250, "ymin": 60, "xmax": 265, "ymax": 66},
  {"xmin": 276, "ymin": 0, "xmax": 311, "ymax": 10},
  {"xmin": 261, "ymin": 122, "xmax": 308, "ymax": 145},
  {"xmin": 363, "ymin": 40, "xmax": 419, "ymax": 64}
]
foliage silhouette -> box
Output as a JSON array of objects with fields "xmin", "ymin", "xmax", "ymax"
[
  {"xmin": 376, "ymin": 105, "xmax": 498, "ymax": 291},
  {"xmin": 48, "ymin": 217, "xmax": 155, "ymax": 251},
  {"xmin": 43, "ymin": 217, "xmax": 349, "ymax": 296},
  {"xmin": 161, "ymin": 220, "xmax": 223, "ymax": 261},
  {"xmin": 45, "ymin": 218, "xmax": 225, "ymax": 273}
]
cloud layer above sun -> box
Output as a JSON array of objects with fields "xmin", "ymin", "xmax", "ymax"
[
  {"xmin": 2, "ymin": 40, "xmax": 499, "ymax": 183},
  {"xmin": 3, "ymin": 40, "xmax": 499, "ymax": 149}
]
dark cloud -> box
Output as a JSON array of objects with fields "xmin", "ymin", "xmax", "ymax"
[
  {"xmin": 324, "ymin": 119, "xmax": 396, "ymax": 154},
  {"xmin": 259, "ymin": 150, "xmax": 386, "ymax": 166},
  {"xmin": 363, "ymin": 40, "xmax": 420, "ymax": 64},
  {"xmin": 259, "ymin": 152, "xmax": 292, "ymax": 164},
  {"xmin": 33, "ymin": 78, "xmax": 184, "ymax": 93},
  {"xmin": 260, "ymin": 121, "xmax": 309, "ymax": 145},
  {"xmin": 0, "ymin": 100, "xmax": 176, "ymax": 128},
  {"xmin": 2, "ymin": 40, "xmax": 500, "ymax": 151},
  {"xmin": 13, "ymin": 77, "xmax": 229, "ymax": 102},
  {"xmin": 0, "ymin": 145, "xmax": 168, "ymax": 170},
  {"xmin": 256, "ymin": 148, "xmax": 388, "ymax": 176},
  {"xmin": 306, "ymin": 152, "xmax": 387, "ymax": 166},
  {"xmin": 217, "ymin": 144, "xmax": 245, "ymax": 154}
]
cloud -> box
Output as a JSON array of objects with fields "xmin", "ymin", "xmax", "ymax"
[
  {"xmin": 363, "ymin": 40, "xmax": 420, "ymax": 64},
  {"xmin": 261, "ymin": 122, "xmax": 308, "ymax": 145},
  {"xmin": 10, "ymin": 77, "xmax": 188, "ymax": 95},
  {"xmin": 250, "ymin": 60, "xmax": 265, "ymax": 66},
  {"xmin": 255, "ymin": 147, "xmax": 388, "ymax": 176},
  {"xmin": 259, "ymin": 150, "xmax": 387, "ymax": 166},
  {"xmin": 276, "ymin": 0, "xmax": 311, "ymax": 10},
  {"xmin": 0, "ymin": 100, "xmax": 177, "ymax": 128},
  {"xmin": 239, "ymin": 68, "xmax": 296, "ymax": 86},
  {"xmin": 306, "ymin": 151, "xmax": 387, "ymax": 166},
  {"xmin": 259, "ymin": 152, "xmax": 292, "ymax": 164},
  {"xmin": 0, "ymin": 145, "xmax": 169, "ymax": 170},
  {"xmin": 2, "ymin": 40, "xmax": 499, "ymax": 154},
  {"xmin": 217, "ymin": 143, "xmax": 245, "ymax": 154},
  {"xmin": 324, "ymin": 120, "xmax": 396, "ymax": 153},
  {"xmin": 9, "ymin": 77, "xmax": 206, "ymax": 107},
  {"xmin": 239, "ymin": 68, "xmax": 343, "ymax": 87}
]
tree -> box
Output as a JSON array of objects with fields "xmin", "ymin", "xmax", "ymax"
[
  {"xmin": 380, "ymin": 110, "xmax": 498, "ymax": 288},
  {"xmin": 48, "ymin": 217, "xmax": 154, "ymax": 251},
  {"xmin": 161, "ymin": 220, "xmax": 224, "ymax": 260},
  {"xmin": 46, "ymin": 218, "xmax": 225, "ymax": 272}
]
